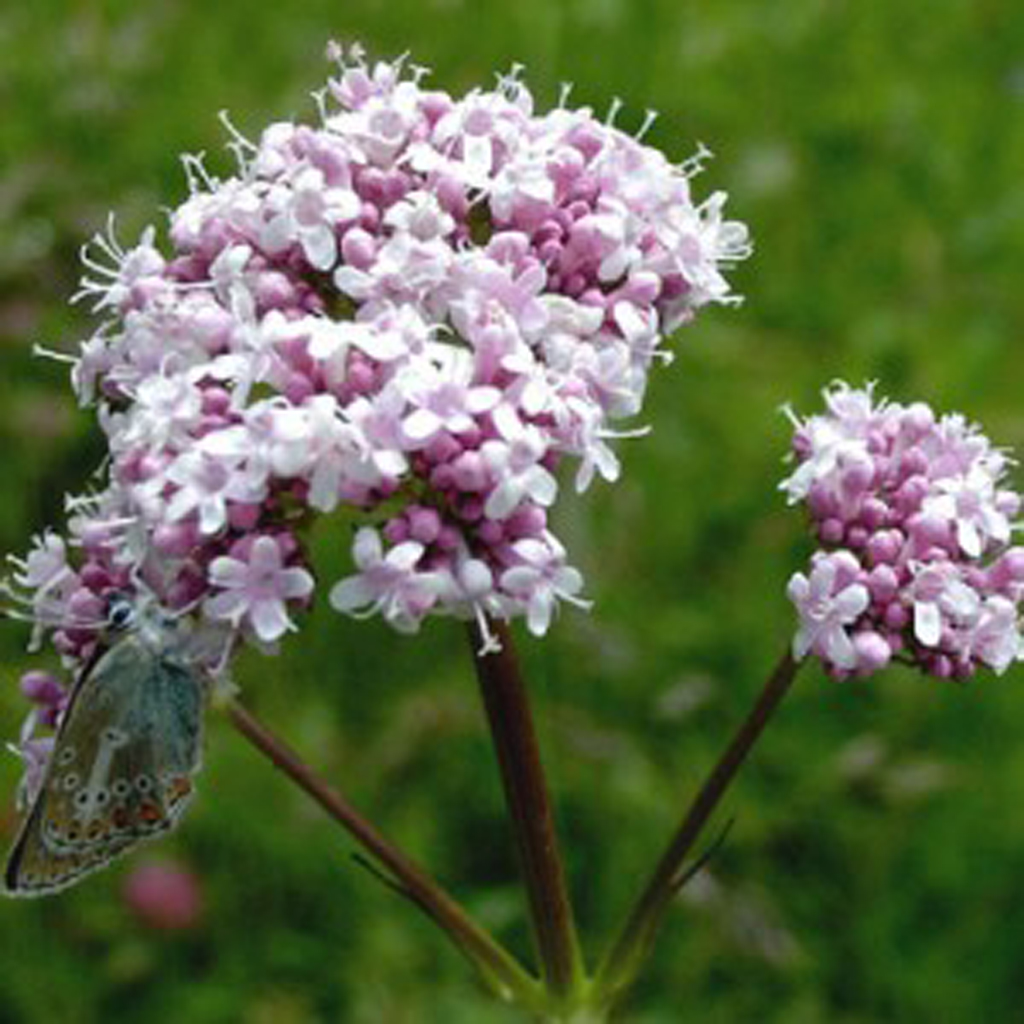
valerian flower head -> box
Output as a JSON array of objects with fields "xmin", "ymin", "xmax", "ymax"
[
  {"xmin": 782, "ymin": 382, "xmax": 1024, "ymax": 680},
  {"xmin": 5, "ymin": 43, "xmax": 749, "ymax": 778}
]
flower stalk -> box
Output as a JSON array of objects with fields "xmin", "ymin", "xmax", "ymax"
[
  {"xmin": 596, "ymin": 650, "xmax": 801, "ymax": 1004},
  {"xmin": 226, "ymin": 699, "xmax": 541, "ymax": 1009},
  {"xmin": 468, "ymin": 620, "xmax": 584, "ymax": 1003}
]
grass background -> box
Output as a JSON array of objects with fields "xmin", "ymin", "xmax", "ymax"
[{"xmin": 2, "ymin": 1, "xmax": 1024, "ymax": 1020}]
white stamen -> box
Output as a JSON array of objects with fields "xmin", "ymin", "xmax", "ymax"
[
  {"xmin": 636, "ymin": 109, "xmax": 658, "ymax": 141},
  {"xmin": 31, "ymin": 344, "xmax": 77, "ymax": 365},
  {"xmin": 680, "ymin": 141, "xmax": 714, "ymax": 178},
  {"xmin": 218, "ymin": 110, "xmax": 258, "ymax": 176},
  {"xmin": 472, "ymin": 604, "xmax": 503, "ymax": 657}
]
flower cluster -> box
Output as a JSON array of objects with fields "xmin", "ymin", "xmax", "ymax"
[
  {"xmin": 783, "ymin": 382, "xmax": 1024, "ymax": 679},
  {"xmin": 5, "ymin": 41, "xmax": 748, "ymax": 703}
]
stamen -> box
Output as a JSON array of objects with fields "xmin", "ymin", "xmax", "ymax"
[
  {"xmin": 473, "ymin": 604, "xmax": 503, "ymax": 657},
  {"xmin": 181, "ymin": 152, "xmax": 217, "ymax": 195},
  {"xmin": 636, "ymin": 109, "xmax": 658, "ymax": 141},
  {"xmin": 311, "ymin": 86, "xmax": 330, "ymax": 123},
  {"xmin": 680, "ymin": 141, "xmax": 714, "ymax": 178},
  {"xmin": 31, "ymin": 343, "xmax": 77, "ymax": 366},
  {"xmin": 218, "ymin": 110, "xmax": 257, "ymax": 176}
]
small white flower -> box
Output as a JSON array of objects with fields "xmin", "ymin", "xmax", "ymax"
[
  {"xmin": 480, "ymin": 404, "xmax": 558, "ymax": 520},
  {"xmin": 787, "ymin": 553, "xmax": 869, "ymax": 670},
  {"xmin": 205, "ymin": 536, "xmax": 314, "ymax": 642},
  {"xmin": 163, "ymin": 450, "xmax": 265, "ymax": 536},
  {"xmin": 922, "ymin": 465, "xmax": 1012, "ymax": 558},
  {"xmin": 261, "ymin": 166, "xmax": 360, "ymax": 270},
  {"xmin": 499, "ymin": 535, "xmax": 589, "ymax": 637},
  {"xmin": 329, "ymin": 528, "xmax": 445, "ymax": 633},
  {"xmin": 9, "ymin": 531, "xmax": 71, "ymax": 593},
  {"xmin": 118, "ymin": 372, "xmax": 203, "ymax": 452},
  {"xmin": 908, "ymin": 562, "xmax": 980, "ymax": 648},
  {"xmin": 397, "ymin": 344, "xmax": 502, "ymax": 446},
  {"xmin": 965, "ymin": 596, "xmax": 1021, "ymax": 674}
]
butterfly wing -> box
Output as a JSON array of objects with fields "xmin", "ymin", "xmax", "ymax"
[{"xmin": 4, "ymin": 633, "xmax": 204, "ymax": 897}]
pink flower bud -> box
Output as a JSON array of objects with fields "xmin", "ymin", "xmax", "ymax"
[
  {"xmin": 989, "ymin": 547, "xmax": 1024, "ymax": 588},
  {"xmin": 853, "ymin": 631, "xmax": 892, "ymax": 675},
  {"xmin": 383, "ymin": 516, "xmax": 410, "ymax": 544},
  {"xmin": 20, "ymin": 671, "xmax": 66, "ymax": 708},
  {"xmin": 894, "ymin": 475, "xmax": 929, "ymax": 514},
  {"xmin": 839, "ymin": 457, "xmax": 874, "ymax": 498},
  {"xmin": 846, "ymin": 526, "xmax": 869, "ymax": 549},
  {"xmin": 200, "ymin": 387, "xmax": 232, "ymax": 416},
  {"xmin": 79, "ymin": 561, "xmax": 113, "ymax": 591},
  {"xmin": 860, "ymin": 497, "xmax": 889, "ymax": 530},
  {"xmin": 865, "ymin": 528, "xmax": 903, "ymax": 565},
  {"xmin": 227, "ymin": 503, "xmax": 262, "ymax": 532},
  {"xmin": 883, "ymin": 601, "xmax": 910, "ymax": 631},
  {"xmin": 901, "ymin": 402, "xmax": 935, "ymax": 437},
  {"xmin": 408, "ymin": 505, "xmax": 442, "ymax": 544},
  {"xmin": 898, "ymin": 448, "xmax": 929, "ymax": 479},
  {"xmin": 867, "ymin": 565, "xmax": 899, "ymax": 602},
  {"xmin": 819, "ymin": 518, "xmax": 844, "ymax": 545},
  {"xmin": 153, "ymin": 522, "xmax": 200, "ymax": 558},
  {"xmin": 340, "ymin": 227, "xmax": 377, "ymax": 268},
  {"xmin": 807, "ymin": 484, "xmax": 836, "ymax": 520},
  {"xmin": 67, "ymin": 587, "xmax": 105, "ymax": 621},
  {"xmin": 906, "ymin": 512, "xmax": 950, "ymax": 550},
  {"xmin": 284, "ymin": 373, "xmax": 316, "ymax": 404},
  {"xmin": 451, "ymin": 452, "xmax": 488, "ymax": 491},
  {"xmin": 476, "ymin": 519, "xmax": 505, "ymax": 545}
]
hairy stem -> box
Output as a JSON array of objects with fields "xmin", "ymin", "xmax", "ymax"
[
  {"xmin": 227, "ymin": 699, "xmax": 540, "ymax": 1007},
  {"xmin": 597, "ymin": 650, "xmax": 801, "ymax": 1001},
  {"xmin": 468, "ymin": 620, "xmax": 583, "ymax": 1000}
]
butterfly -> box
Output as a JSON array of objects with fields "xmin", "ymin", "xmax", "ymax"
[{"xmin": 4, "ymin": 593, "xmax": 207, "ymax": 897}]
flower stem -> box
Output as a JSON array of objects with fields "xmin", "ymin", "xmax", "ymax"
[
  {"xmin": 226, "ymin": 699, "xmax": 541, "ymax": 1008},
  {"xmin": 468, "ymin": 620, "xmax": 583, "ymax": 1001},
  {"xmin": 596, "ymin": 650, "xmax": 801, "ymax": 1002}
]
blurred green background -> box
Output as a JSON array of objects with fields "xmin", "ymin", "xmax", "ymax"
[{"xmin": 2, "ymin": 1, "xmax": 1024, "ymax": 1021}]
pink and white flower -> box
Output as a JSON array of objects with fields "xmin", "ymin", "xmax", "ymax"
[
  {"xmin": 787, "ymin": 552, "xmax": 869, "ymax": 671},
  {"xmin": 205, "ymin": 535, "xmax": 314, "ymax": 642},
  {"xmin": 329, "ymin": 527, "xmax": 446, "ymax": 633},
  {"xmin": 784, "ymin": 382, "xmax": 1024, "ymax": 680},
  {"xmin": 6, "ymin": 43, "xmax": 749, "ymax": 785}
]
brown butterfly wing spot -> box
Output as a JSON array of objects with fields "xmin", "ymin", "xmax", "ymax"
[
  {"xmin": 164, "ymin": 774, "xmax": 195, "ymax": 810},
  {"xmin": 136, "ymin": 801, "xmax": 164, "ymax": 828},
  {"xmin": 8, "ymin": 771, "xmax": 195, "ymax": 896},
  {"xmin": 45, "ymin": 770, "xmax": 192, "ymax": 848}
]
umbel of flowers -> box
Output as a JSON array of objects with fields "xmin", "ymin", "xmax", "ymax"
[
  {"xmin": 5, "ymin": 45, "xmax": 749, "ymax": 786},
  {"xmin": 783, "ymin": 382, "xmax": 1024, "ymax": 679}
]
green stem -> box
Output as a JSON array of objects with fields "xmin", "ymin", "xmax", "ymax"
[
  {"xmin": 227, "ymin": 699, "xmax": 541, "ymax": 1009},
  {"xmin": 468, "ymin": 620, "xmax": 584, "ymax": 1001},
  {"xmin": 597, "ymin": 650, "xmax": 801, "ymax": 1001}
]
